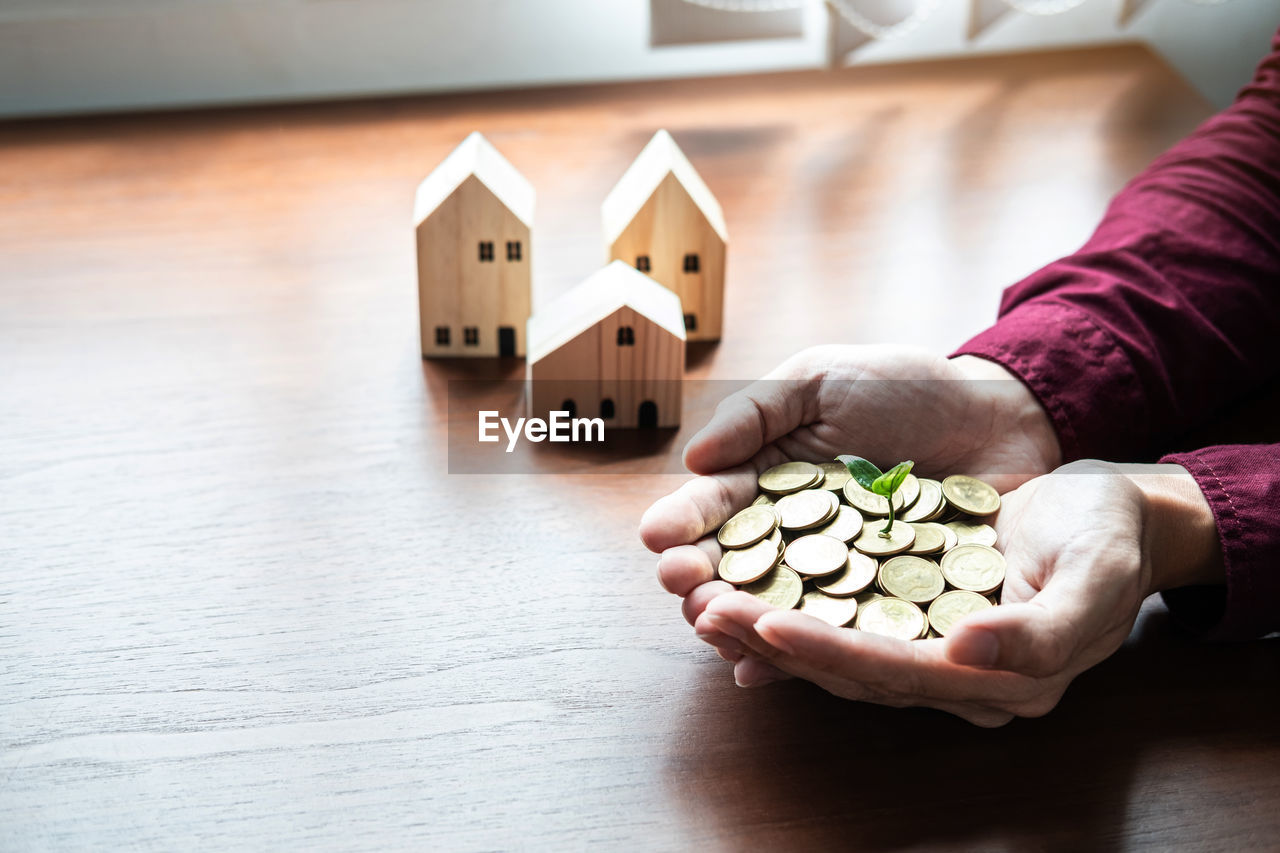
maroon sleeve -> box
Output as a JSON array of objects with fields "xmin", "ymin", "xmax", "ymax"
[
  {"xmin": 956, "ymin": 28, "xmax": 1280, "ymax": 462},
  {"xmin": 953, "ymin": 30, "xmax": 1280, "ymax": 639},
  {"xmin": 1157, "ymin": 444, "xmax": 1280, "ymax": 640}
]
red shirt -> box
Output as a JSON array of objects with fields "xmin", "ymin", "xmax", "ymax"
[{"xmin": 955, "ymin": 29, "xmax": 1280, "ymax": 640}]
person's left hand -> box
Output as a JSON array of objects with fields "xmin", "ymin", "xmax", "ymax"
[{"xmin": 686, "ymin": 460, "xmax": 1220, "ymax": 727}]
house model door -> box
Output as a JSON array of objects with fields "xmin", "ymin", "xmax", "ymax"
[{"xmin": 498, "ymin": 326, "xmax": 516, "ymax": 357}]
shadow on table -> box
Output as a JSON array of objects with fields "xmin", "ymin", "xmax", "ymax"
[{"xmin": 663, "ymin": 601, "xmax": 1280, "ymax": 851}]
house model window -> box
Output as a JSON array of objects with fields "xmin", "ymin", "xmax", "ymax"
[
  {"xmin": 602, "ymin": 130, "xmax": 726, "ymax": 343},
  {"xmin": 415, "ymin": 133, "xmax": 533, "ymax": 359},
  {"xmin": 561, "ymin": 399, "xmax": 577, "ymax": 418},
  {"xmin": 526, "ymin": 261, "xmax": 686, "ymax": 429},
  {"xmin": 684, "ymin": 313, "xmax": 697, "ymax": 332}
]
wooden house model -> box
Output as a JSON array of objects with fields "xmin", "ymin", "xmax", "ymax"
[
  {"xmin": 414, "ymin": 132, "xmax": 534, "ymax": 358},
  {"xmin": 527, "ymin": 261, "xmax": 685, "ymax": 428},
  {"xmin": 601, "ymin": 129, "xmax": 727, "ymax": 342}
]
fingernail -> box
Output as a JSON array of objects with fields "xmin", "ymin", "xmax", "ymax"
[
  {"xmin": 950, "ymin": 628, "xmax": 1000, "ymax": 667},
  {"xmin": 695, "ymin": 631, "xmax": 739, "ymax": 649},
  {"xmin": 704, "ymin": 612, "xmax": 747, "ymax": 642},
  {"xmin": 754, "ymin": 618, "xmax": 795, "ymax": 655},
  {"xmin": 736, "ymin": 670, "xmax": 782, "ymax": 688}
]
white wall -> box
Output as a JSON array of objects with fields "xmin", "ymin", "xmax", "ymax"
[
  {"xmin": 832, "ymin": 0, "xmax": 1280, "ymax": 106},
  {"xmin": 1, "ymin": 0, "xmax": 1277, "ymax": 118}
]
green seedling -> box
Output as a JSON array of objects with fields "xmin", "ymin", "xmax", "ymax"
[{"xmin": 837, "ymin": 455, "xmax": 914, "ymax": 537}]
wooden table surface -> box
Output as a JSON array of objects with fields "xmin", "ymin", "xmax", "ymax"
[{"xmin": 4, "ymin": 44, "xmax": 1279, "ymax": 851}]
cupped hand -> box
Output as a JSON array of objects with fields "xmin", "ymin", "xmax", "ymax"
[
  {"xmin": 639, "ymin": 345, "xmax": 1060, "ymax": 675},
  {"xmin": 689, "ymin": 460, "xmax": 1217, "ymax": 726}
]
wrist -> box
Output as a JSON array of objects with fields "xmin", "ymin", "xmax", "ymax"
[
  {"xmin": 1121, "ymin": 463, "xmax": 1225, "ymax": 595},
  {"xmin": 950, "ymin": 355, "xmax": 1063, "ymax": 476}
]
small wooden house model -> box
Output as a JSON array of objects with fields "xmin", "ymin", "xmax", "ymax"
[
  {"xmin": 601, "ymin": 129, "xmax": 727, "ymax": 343},
  {"xmin": 414, "ymin": 132, "xmax": 534, "ymax": 358},
  {"xmin": 527, "ymin": 261, "xmax": 685, "ymax": 428}
]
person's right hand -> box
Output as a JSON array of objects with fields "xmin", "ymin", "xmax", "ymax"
[{"xmin": 639, "ymin": 345, "xmax": 1062, "ymax": 664}]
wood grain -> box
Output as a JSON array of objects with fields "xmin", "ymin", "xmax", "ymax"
[
  {"xmin": 418, "ymin": 173, "xmax": 532, "ymax": 359},
  {"xmin": 3, "ymin": 45, "xmax": 1278, "ymax": 851}
]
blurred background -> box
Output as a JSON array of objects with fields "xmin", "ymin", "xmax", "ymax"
[{"xmin": 2, "ymin": 0, "xmax": 1277, "ymax": 119}]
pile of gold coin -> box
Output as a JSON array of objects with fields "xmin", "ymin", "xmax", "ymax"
[{"xmin": 716, "ymin": 460, "xmax": 1006, "ymax": 641}]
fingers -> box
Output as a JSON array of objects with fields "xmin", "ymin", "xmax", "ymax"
[
  {"xmin": 639, "ymin": 464, "xmax": 761, "ymax": 553},
  {"xmin": 733, "ymin": 656, "xmax": 792, "ymax": 687},
  {"xmin": 945, "ymin": 541, "xmax": 1130, "ymax": 678},
  {"xmin": 682, "ymin": 580, "xmax": 736, "ymax": 627},
  {"xmin": 713, "ymin": 601, "xmax": 1021, "ymax": 724},
  {"xmin": 945, "ymin": 599, "xmax": 1089, "ymax": 679},
  {"xmin": 708, "ymin": 595, "xmax": 1028, "ymax": 704},
  {"xmin": 656, "ymin": 539, "xmax": 722, "ymax": 597},
  {"xmin": 693, "ymin": 594, "xmax": 1032, "ymax": 725},
  {"xmin": 687, "ymin": 581, "xmax": 747, "ymax": 662},
  {"xmin": 683, "ymin": 374, "xmax": 819, "ymax": 475}
]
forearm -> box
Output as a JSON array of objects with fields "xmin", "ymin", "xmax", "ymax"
[
  {"xmin": 1123, "ymin": 444, "xmax": 1280, "ymax": 640},
  {"xmin": 950, "ymin": 355, "xmax": 1062, "ymax": 475},
  {"xmin": 955, "ymin": 28, "xmax": 1280, "ymax": 462},
  {"xmin": 1121, "ymin": 464, "xmax": 1225, "ymax": 595}
]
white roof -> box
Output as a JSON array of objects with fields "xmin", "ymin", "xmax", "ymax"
[
  {"xmin": 413, "ymin": 132, "xmax": 535, "ymax": 228},
  {"xmin": 601, "ymin": 129, "xmax": 728, "ymax": 246},
  {"xmin": 528, "ymin": 261, "xmax": 686, "ymax": 363}
]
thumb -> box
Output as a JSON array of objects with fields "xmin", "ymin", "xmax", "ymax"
[
  {"xmin": 684, "ymin": 375, "xmax": 818, "ymax": 474},
  {"xmin": 945, "ymin": 601, "xmax": 1083, "ymax": 678}
]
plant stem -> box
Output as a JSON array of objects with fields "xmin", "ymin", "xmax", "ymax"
[{"xmin": 879, "ymin": 500, "xmax": 895, "ymax": 538}]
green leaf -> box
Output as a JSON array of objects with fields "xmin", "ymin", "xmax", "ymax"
[
  {"xmin": 836, "ymin": 455, "xmax": 882, "ymax": 491},
  {"xmin": 871, "ymin": 461, "xmax": 914, "ymax": 497}
]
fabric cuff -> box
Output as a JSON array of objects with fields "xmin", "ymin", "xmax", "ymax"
[{"xmin": 1158, "ymin": 445, "xmax": 1280, "ymax": 641}]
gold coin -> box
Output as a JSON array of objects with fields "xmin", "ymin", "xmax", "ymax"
[
  {"xmin": 941, "ymin": 474, "xmax": 1001, "ymax": 517},
  {"xmin": 945, "ymin": 520, "xmax": 998, "ymax": 548},
  {"xmin": 816, "ymin": 461, "xmax": 852, "ymax": 492},
  {"xmin": 783, "ymin": 534, "xmax": 849, "ymax": 577},
  {"xmin": 813, "ymin": 505, "xmax": 864, "ymax": 543},
  {"xmin": 856, "ymin": 597, "xmax": 926, "ymax": 641},
  {"xmin": 940, "ymin": 524, "xmax": 959, "ymax": 553},
  {"xmin": 841, "ymin": 474, "xmax": 920, "ymax": 518},
  {"xmin": 798, "ymin": 590, "xmax": 859, "ymax": 627},
  {"xmin": 758, "ymin": 461, "xmax": 823, "ymax": 495},
  {"xmin": 855, "ymin": 589, "xmax": 885, "ymax": 608},
  {"xmin": 939, "ymin": 544, "xmax": 1006, "ymax": 595},
  {"xmin": 775, "ymin": 489, "xmax": 838, "ymax": 530},
  {"xmin": 877, "ymin": 555, "xmax": 946, "ymax": 605},
  {"xmin": 905, "ymin": 522, "xmax": 947, "ymax": 556},
  {"xmin": 741, "ymin": 566, "xmax": 804, "ymax": 610},
  {"xmin": 816, "ymin": 550, "xmax": 878, "ymax": 597},
  {"xmin": 927, "ymin": 589, "xmax": 993, "ymax": 636},
  {"xmin": 900, "ymin": 478, "xmax": 944, "ymax": 523},
  {"xmin": 717, "ymin": 505, "xmax": 778, "ymax": 549},
  {"xmin": 752, "ymin": 493, "xmax": 776, "ymax": 507},
  {"xmin": 717, "ymin": 537, "xmax": 781, "ymax": 584},
  {"xmin": 851, "ymin": 519, "xmax": 916, "ymax": 557},
  {"xmin": 767, "ymin": 528, "xmax": 783, "ymax": 550}
]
